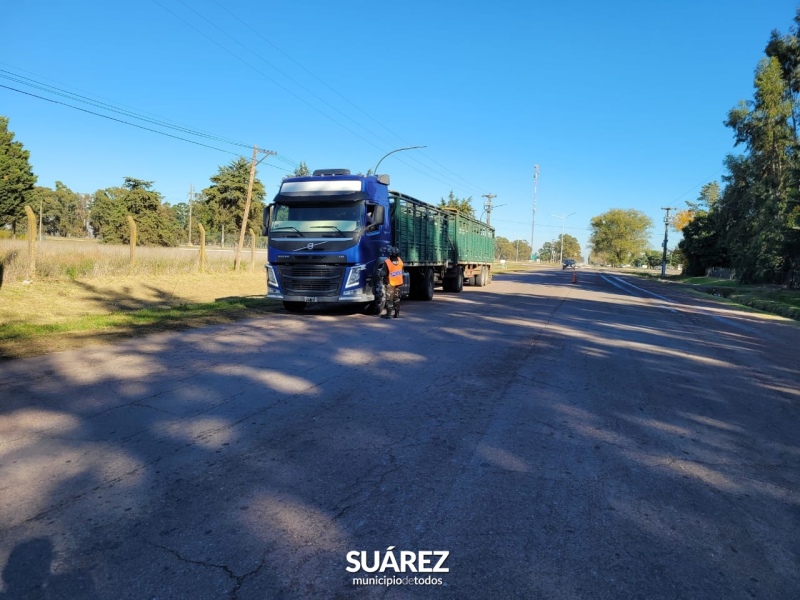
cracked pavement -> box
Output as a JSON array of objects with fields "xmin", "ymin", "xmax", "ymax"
[{"xmin": 1, "ymin": 269, "xmax": 799, "ymax": 599}]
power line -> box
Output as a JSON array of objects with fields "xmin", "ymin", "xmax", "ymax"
[
  {"xmin": 0, "ymin": 66, "xmax": 305, "ymax": 175},
  {"xmin": 4, "ymin": 1, "xmax": 491, "ymax": 198},
  {"xmin": 0, "ymin": 82, "xmax": 295, "ymax": 174},
  {"xmin": 151, "ymin": 0, "xmax": 487, "ymax": 197},
  {"xmin": 491, "ymin": 218, "xmax": 589, "ymax": 231},
  {"xmin": 204, "ymin": 1, "xmax": 486, "ymax": 194},
  {"xmin": 0, "ymin": 83, "xmax": 242, "ymax": 155},
  {"xmin": 0, "ymin": 69, "xmax": 253, "ymax": 151},
  {"xmin": 149, "ymin": 0, "xmax": 390, "ymax": 157}
]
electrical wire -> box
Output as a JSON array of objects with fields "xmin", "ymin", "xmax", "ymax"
[
  {"xmin": 206, "ymin": 0, "xmax": 485, "ymax": 195},
  {"xmin": 0, "ymin": 69, "xmax": 253, "ymax": 151},
  {"xmin": 0, "ymin": 82, "xmax": 294, "ymax": 174},
  {"xmin": 0, "ymin": 83, "xmax": 242, "ymax": 155},
  {"xmin": 152, "ymin": 0, "xmax": 487, "ymax": 196}
]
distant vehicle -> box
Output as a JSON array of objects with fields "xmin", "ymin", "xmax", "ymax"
[{"xmin": 562, "ymin": 259, "xmax": 576, "ymax": 269}]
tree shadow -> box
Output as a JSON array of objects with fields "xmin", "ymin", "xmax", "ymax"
[
  {"xmin": 0, "ymin": 538, "xmax": 98, "ymax": 600},
  {"xmin": 0, "ymin": 269, "xmax": 798, "ymax": 598}
]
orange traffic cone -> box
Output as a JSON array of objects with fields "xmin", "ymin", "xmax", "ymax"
[{"xmin": 572, "ymin": 271, "xmax": 578, "ymax": 284}]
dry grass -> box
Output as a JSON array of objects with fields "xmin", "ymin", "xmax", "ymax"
[
  {"xmin": 0, "ymin": 271, "xmax": 269, "ymax": 324},
  {"xmin": 0, "ymin": 237, "xmax": 266, "ymax": 282},
  {"xmin": 0, "ymin": 240, "xmax": 277, "ymax": 360}
]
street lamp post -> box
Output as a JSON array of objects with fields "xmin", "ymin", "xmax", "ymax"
[
  {"xmin": 531, "ymin": 165, "xmax": 539, "ymax": 260},
  {"xmin": 551, "ymin": 212, "xmax": 575, "ymax": 264},
  {"xmin": 660, "ymin": 207, "xmax": 678, "ymax": 277},
  {"xmin": 372, "ymin": 146, "xmax": 427, "ymax": 174}
]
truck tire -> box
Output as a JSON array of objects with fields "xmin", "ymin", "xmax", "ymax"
[
  {"xmin": 476, "ymin": 265, "xmax": 489, "ymax": 287},
  {"xmin": 366, "ymin": 278, "xmax": 386, "ymax": 315},
  {"xmin": 453, "ymin": 268, "xmax": 464, "ymax": 292},
  {"xmin": 415, "ymin": 267, "xmax": 434, "ymax": 301},
  {"xmin": 444, "ymin": 268, "xmax": 463, "ymax": 293},
  {"xmin": 283, "ymin": 301, "xmax": 306, "ymax": 313}
]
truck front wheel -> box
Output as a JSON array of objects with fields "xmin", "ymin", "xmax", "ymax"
[{"xmin": 365, "ymin": 278, "xmax": 385, "ymax": 315}]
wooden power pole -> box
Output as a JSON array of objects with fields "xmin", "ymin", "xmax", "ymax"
[{"xmin": 235, "ymin": 145, "xmax": 276, "ymax": 271}]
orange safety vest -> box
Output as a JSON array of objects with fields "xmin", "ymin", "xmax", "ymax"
[{"xmin": 385, "ymin": 258, "xmax": 404, "ymax": 287}]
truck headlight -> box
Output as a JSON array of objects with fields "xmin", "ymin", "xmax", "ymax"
[
  {"xmin": 266, "ymin": 265, "xmax": 278, "ymax": 288},
  {"xmin": 344, "ymin": 265, "xmax": 365, "ymax": 289}
]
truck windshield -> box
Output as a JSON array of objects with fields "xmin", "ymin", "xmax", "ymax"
[{"xmin": 270, "ymin": 203, "xmax": 364, "ymax": 236}]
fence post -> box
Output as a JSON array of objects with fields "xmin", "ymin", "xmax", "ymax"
[
  {"xmin": 24, "ymin": 205, "xmax": 37, "ymax": 280},
  {"xmin": 198, "ymin": 223, "xmax": 206, "ymax": 273},
  {"xmin": 249, "ymin": 227, "xmax": 257, "ymax": 270},
  {"xmin": 126, "ymin": 215, "xmax": 137, "ymax": 265}
]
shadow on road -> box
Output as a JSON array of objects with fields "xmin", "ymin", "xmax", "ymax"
[{"xmin": 0, "ymin": 268, "xmax": 798, "ymax": 598}]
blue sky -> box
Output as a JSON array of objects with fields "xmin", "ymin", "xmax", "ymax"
[{"xmin": 2, "ymin": 0, "xmax": 798, "ymax": 256}]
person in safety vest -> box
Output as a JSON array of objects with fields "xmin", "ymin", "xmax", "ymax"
[{"xmin": 378, "ymin": 246, "xmax": 403, "ymax": 319}]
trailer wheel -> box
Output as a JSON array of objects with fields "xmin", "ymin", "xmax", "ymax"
[
  {"xmin": 444, "ymin": 267, "xmax": 463, "ymax": 293},
  {"xmin": 476, "ymin": 266, "xmax": 488, "ymax": 287},
  {"xmin": 453, "ymin": 268, "xmax": 464, "ymax": 293},
  {"xmin": 283, "ymin": 301, "xmax": 306, "ymax": 313}
]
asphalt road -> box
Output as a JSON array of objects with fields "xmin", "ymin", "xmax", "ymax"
[{"xmin": 1, "ymin": 268, "xmax": 798, "ymax": 599}]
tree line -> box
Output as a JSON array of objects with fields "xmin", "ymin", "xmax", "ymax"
[
  {"xmin": 0, "ymin": 126, "xmax": 493, "ymax": 250},
  {"xmin": 0, "ymin": 114, "xmax": 672, "ymax": 265},
  {"xmin": 0, "ymin": 117, "xmax": 272, "ymax": 247},
  {"xmin": 678, "ymin": 9, "xmax": 800, "ymax": 285}
]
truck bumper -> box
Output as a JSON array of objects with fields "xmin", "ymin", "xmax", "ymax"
[
  {"xmin": 266, "ymin": 263, "xmax": 375, "ymax": 304},
  {"xmin": 267, "ymin": 289, "xmax": 376, "ymax": 303}
]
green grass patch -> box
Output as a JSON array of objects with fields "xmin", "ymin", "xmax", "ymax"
[
  {"xmin": 637, "ymin": 272, "xmax": 800, "ymax": 321},
  {"xmin": 673, "ymin": 276, "xmax": 739, "ymax": 287},
  {"xmin": 0, "ymin": 297, "xmax": 279, "ymax": 342},
  {"xmin": 0, "ymin": 297, "xmax": 281, "ymax": 359}
]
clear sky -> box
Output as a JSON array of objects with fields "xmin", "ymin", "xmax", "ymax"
[{"xmin": 2, "ymin": 0, "xmax": 798, "ymax": 257}]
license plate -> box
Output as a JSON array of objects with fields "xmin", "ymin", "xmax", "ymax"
[{"xmin": 304, "ymin": 297, "xmax": 318, "ymax": 302}]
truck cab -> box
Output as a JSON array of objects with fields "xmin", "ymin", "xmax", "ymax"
[{"xmin": 263, "ymin": 169, "xmax": 391, "ymax": 312}]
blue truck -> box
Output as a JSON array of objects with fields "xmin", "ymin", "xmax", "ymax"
[{"xmin": 261, "ymin": 169, "xmax": 495, "ymax": 313}]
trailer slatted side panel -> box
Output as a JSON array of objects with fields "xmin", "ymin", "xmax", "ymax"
[
  {"xmin": 448, "ymin": 213, "xmax": 495, "ymax": 264},
  {"xmin": 390, "ymin": 192, "xmax": 448, "ymax": 265}
]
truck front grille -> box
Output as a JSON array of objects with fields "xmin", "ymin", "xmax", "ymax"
[{"xmin": 277, "ymin": 265, "xmax": 345, "ymax": 296}]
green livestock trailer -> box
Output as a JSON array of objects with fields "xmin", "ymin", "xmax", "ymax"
[{"xmin": 389, "ymin": 191, "xmax": 495, "ymax": 298}]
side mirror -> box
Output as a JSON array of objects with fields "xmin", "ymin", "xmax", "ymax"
[
  {"xmin": 261, "ymin": 204, "xmax": 271, "ymax": 236},
  {"xmin": 371, "ymin": 205, "xmax": 385, "ymax": 227}
]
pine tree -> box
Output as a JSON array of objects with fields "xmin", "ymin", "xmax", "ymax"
[{"xmin": 0, "ymin": 116, "xmax": 37, "ymax": 235}]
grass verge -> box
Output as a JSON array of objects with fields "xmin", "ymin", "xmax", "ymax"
[
  {"xmin": 0, "ymin": 271, "xmax": 279, "ymax": 360},
  {"xmin": 636, "ymin": 272, "xmax": 800, "ymax": 321}
]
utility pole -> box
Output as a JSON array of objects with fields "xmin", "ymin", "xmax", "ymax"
[
  {"xmin": 551, "ymin": 211, "xmax": 575, "ymax": 264},
  {"xmin": 660, "ymin": 206, "xmax": 678, "ymax": 278},
  {"xmin": 531, "ymin": 165, "xmax": 539, "ymax": 260},
  {"xmin": 481, "ymin": 193, "xmax": 497, "ymax": 227},
  {"xmin": 187, "ymin": 183, "xmax": 200, "ymax": 245},
  {"xmin": 235, "ymin": 145, "xmax": 276, "ymax": 271}
]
